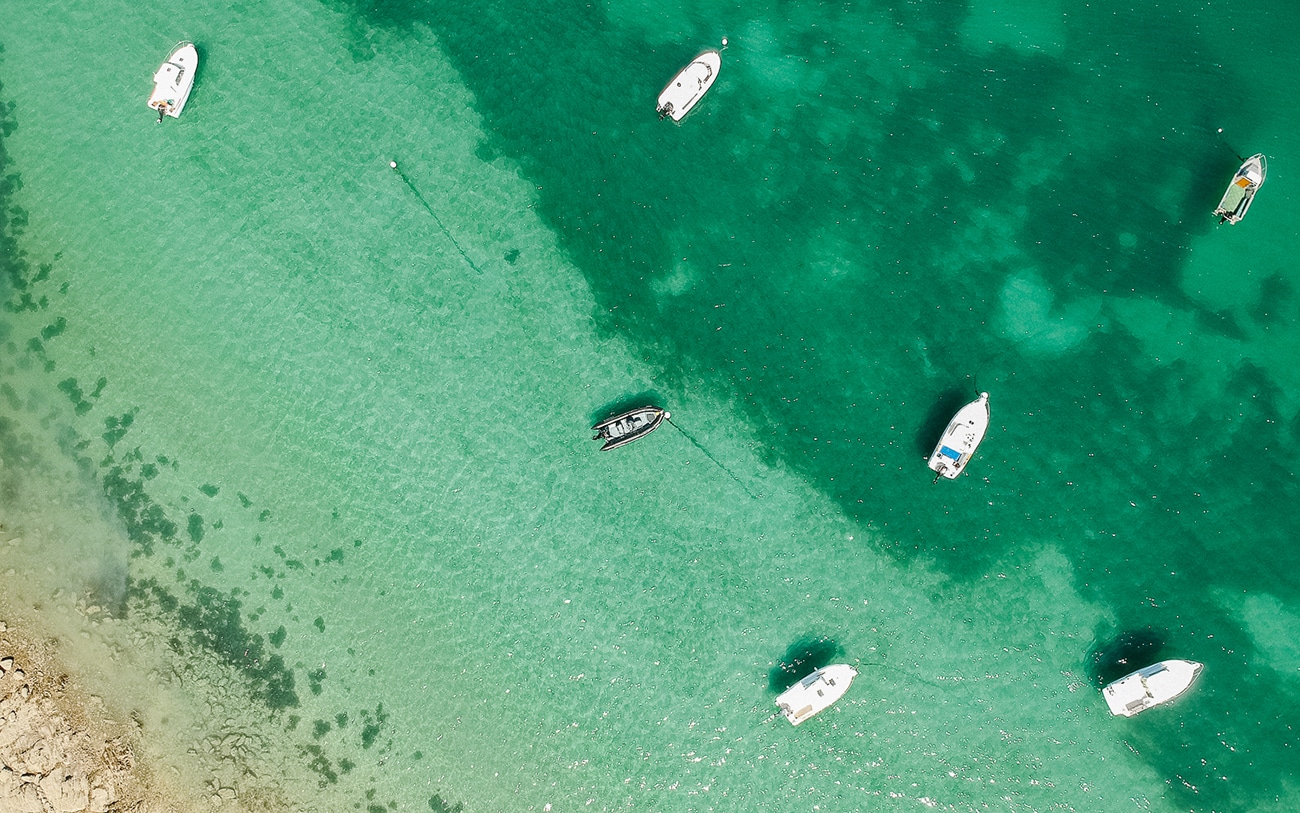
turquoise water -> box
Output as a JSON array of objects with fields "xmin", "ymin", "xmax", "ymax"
[{"xmin": 2, "ymin": 0, "xmax": 1300, "ymax": 810}]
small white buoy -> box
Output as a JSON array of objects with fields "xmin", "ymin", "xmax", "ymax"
[
  {"xmin": 390, "ymin": 161, "xmax": 397, "ymax": 168},
  {"xmin": 721, "ymin": 37, "xmax": 728, "ymax": 48},
  {"xmin": 1217, "ymin": 128, "xmax": 1223, "ymax": 133}
]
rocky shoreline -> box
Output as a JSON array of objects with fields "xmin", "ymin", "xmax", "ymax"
[{"xmin": 0, "ymin": 619, "xmax": 173, "ymax": 813}]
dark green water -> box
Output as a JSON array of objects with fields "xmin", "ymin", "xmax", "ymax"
[{"xmin": 2, "ymin": 0, "xmax": 1299, "ymax": 810}]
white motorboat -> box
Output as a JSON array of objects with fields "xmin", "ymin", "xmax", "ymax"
[
  {"xmin": 774, "ymin": 664, "xmax": 857, "ymax": 726},
  {"xmin": 1213, "ymin": 153, "xmax": 1266, "ymax": 224},
  {"xmin": 927, "ymin": 392, "xmax": 990, "ymax": 480},
  {"xmin": 656, "ymin": 50, "xmax": 721, "ymax": 122},
  {"xmin": 1103, "ymin": 659, "xmax": 1203, "ymax": 717},
  {"xmin": 148, "ymin": 41, "xmax": 198, "ymax": 122},
  {"xmin": 592, "ymin": 406, "xmax": 668, "ymax": 451}
]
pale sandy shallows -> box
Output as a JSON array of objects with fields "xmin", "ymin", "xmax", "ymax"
[{"xmin": 0, "ymin": 618, "xmax": 176, "ymax": 813}]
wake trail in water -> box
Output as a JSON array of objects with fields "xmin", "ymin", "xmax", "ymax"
[
  {"xmin": 389, "ymin": 160, "xmax": 483, "ymax": 274},
  {"xmin": 667, "ymin": 417, "xmax": 757, "ymax": 499}
]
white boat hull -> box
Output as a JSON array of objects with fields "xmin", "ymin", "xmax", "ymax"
[
  {"xmin": 927, "ymin": 392, "xmax": 990, "ymax": 480},
  {"xmin": 148, "ymin": 41, "xmax": 198, "ymax": 120},
  {"xmin": 1213, "ymin": 153, "xmax": 1266, "ymax": 224},
  {"xmin": 775, "ymin": 664, "xmax": 857, "ymax": 725},
  {"xmin": 1103, "ymin": 659, "xmax": 1203, "ymax": 717},
  {"xmin": 657, "ymin": 50, "xmax": 721, "ymax": 122}
]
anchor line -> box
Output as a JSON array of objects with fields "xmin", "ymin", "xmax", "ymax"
[
  {"xmin": 389, "ymin": 160, "xmax": 483, "ymax": 275},
  {"xmin": 666, "ymin": 417, "xmax": 757, "ymax": 499},
  {"xmin": 1214, "ymin": 129, "xmax": 1246, "ymax": 163}
]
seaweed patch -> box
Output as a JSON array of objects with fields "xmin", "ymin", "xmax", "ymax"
[
  {"xmin": 56, "ymin": 376, "xmax": 105, "ymax": 415},
  {"xmin": 102, "ymin": 463, "xmax": 179, "ymax": 555},
  {"xmin": 128, "ymin": 576, "xmax": 300, "ymax": 710},
  {"xmin": 429, "ymin": 792, "xmax": 466, "ymax": 813},
  {"xmin": 302, "ymin": 743, "xmax": 338, "ymax": 785},
  {"xmin": 39, "ymin": 315, "xmax": 65, "ymax": 340},
  {"xmin": 101, "ymin": 410, "xmax": 137, "ymax": 448},
  {"xmin": 359, "ymin": 703, "xmax": 388, "ymax": 749}
]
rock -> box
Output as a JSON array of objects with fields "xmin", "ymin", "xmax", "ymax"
[
  {"xmin": 0, "ymin": 657, "xmax": 13, "ymax": 673},
  {"xmin": 6, "ymin": 781, "xmax": 45, "ymax": 813},
  {"xmin": 18, "ymin": 738, "xmax": 59, "ymax": 775},
  {"xmin": 219, "ymin": 733, "xmax": 246, "ymax": 759},
  {"xmin": 0, "ymin": 720, "xmax": 36, "ymax": 751},
  {"xmin": 39, "ymin": 768, "xmax": 90, "ymax": 813},
  {"xmin": 0, "ymin": 766, "xmax": 20, "ymax": 795},
  {"xmin": 87, "ymin": 786, "xmax": 113, "ymax": 813}
]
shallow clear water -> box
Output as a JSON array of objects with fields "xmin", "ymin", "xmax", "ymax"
[{"xmin": 2, "ymin": 0, "xmax": 1299, "ymax": 810}]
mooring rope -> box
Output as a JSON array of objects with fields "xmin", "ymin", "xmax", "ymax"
[
  {"xmin": 666, "ymin": 416, "xmax": 757, "ymax": 499},
  {"xmin": 389, "ymin": 160, "xmax": 482, "ymax": 275}
]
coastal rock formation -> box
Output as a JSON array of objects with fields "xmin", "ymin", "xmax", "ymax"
[{"xmin": 0, "ymin": 621, "xmax": 168, "ymax": 813}]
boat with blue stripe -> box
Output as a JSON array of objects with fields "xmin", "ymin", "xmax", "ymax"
[{"xmin": 927, "ymin": 392, "xmax": 990, "ymax": 480}]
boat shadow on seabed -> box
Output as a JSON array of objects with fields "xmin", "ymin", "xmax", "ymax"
[
  {"xmin": 768, "ymin": 634, "xmax": 842, "ymax": 693},
  {"xmin": 914, "ymin": 385, "xmax": 979, "ymax": 457},
  {"xmin": 1086, "ymin": 627, "xmax": 1167, "ymax": 686}
]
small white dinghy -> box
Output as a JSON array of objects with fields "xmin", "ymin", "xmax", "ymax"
[
  {"xmin": 774, "ymin": 664, "xmax": 857, "ymax": 726},
  {"xmin": 656, "ymin": 50, "xmax": 721, "ymax": 122},
  {"xmin": 1103, "ymin": 659, "xmax": 1203, "ymax": 717},
  {"xmin": 148, "ymin": 41, "xmax": 198, "ymax": 122},
  {"xmin": 927, "ymin": 392, "xmax": 990, "ymax": 480},
  {"xmin": 591, "ymin": 406, "xmax": 668, "ymax": 451},
  {"xmin": 1213, "ymin": 153, "xmax": 1266, "ymax": 224}
]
